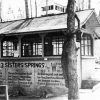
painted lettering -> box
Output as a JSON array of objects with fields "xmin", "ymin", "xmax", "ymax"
[{"xmin": 0, "ymin": 62, "xmax": 45, "ymax": 68}]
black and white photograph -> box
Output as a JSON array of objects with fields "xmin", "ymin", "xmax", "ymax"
[{"xmin": 0, "ymin": 0, "xmax": 100, "ymax": 100}]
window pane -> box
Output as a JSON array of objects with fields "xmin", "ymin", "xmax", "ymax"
[
  {"xmin": 88, "ymin": 46, "xmax": 92, "ymax": 56},
  {"xmin": 33, "ymin": 43, "xmax": 42, "ymax": 56},
  {"xmin": 2, "ymin": 41, "xmax": 14, "ymax": 57},
  {"xmin": 85, "ymin": 45, "xmax": 88, "ymax": 55},
  {"xmin": 81, "ymin": 35, "xmax": 93, "ymax": 56},
  {"xmin": 2, "ymin": 36, "xmax": 18, "ymax": 57},
  {"xmin": 51, "ymin": 5, "xmax": 53, "ymax": 10},
  {"xmin": 81, "ymin": 46, "xmax": 84, "ymax": 55},
  {"xmin": 87, "ymin": 39, "xmax": 91, "ymax": 45},
  {"xmin": 59, "ymin": 47, "xmax": 62, "ymax": 55},
  {"xmin": 38, "ymin": 43, "xmax": 42, "ymax": 55},
  {"xmin": 22, "ymin": 35, "xmax": 42, "ymax": 57},
  {"xmin": 44, "ymin": 34, "xmax": 64, "ymax": 56}
]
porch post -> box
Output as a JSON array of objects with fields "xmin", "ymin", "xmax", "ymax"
[
  {"xmin": 17, "ymin": 35, "xmax": 23, "ymax": 58},
  {"xmin": 39, "ymin": 34, "xmax": 46, "ymax": 58},
  {"xmin": 0, "ymin": 37, "xmax": 2, "ymax": 58},
  {"xmin": 42, "ymin": 35, "xmax": 45, "ymax": 57}
]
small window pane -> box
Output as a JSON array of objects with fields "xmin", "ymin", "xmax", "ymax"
[{"xmin": 81, "ymin": 35, "xmax": 93, "ymax": 56}]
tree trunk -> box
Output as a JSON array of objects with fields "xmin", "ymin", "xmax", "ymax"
[
  {"xmin": 61, "ymin": 0, "xmax": 79, "ymax": 100},
  {"xmin": 62, "ymin": 35, "xmax": 79, "ymax": 100}
]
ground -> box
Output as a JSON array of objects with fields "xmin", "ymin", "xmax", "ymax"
[
  {"xmin": 1, "ymin": 83, "xmax": 100, "ymax": 100},
  {"xmin": 8, "ymin": 89, "xmax": 100, "ymax": 100}
]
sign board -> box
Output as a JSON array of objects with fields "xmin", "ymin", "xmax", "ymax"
[
  {"xmin": 0, "ymin": 59, "xmax": 81, "ymax": 95},
  {"xmin": 0, "ymin": 85, "xmax": 9, "ymax": 100}
]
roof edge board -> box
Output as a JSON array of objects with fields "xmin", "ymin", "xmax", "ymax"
[{"xmin": 80, "ymin": 10, "xmax": 94, "ymax": 26}]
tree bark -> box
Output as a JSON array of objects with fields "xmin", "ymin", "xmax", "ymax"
[{"xmin": 61, "ymin": 0, "xmax": 79, "ymax": 100}]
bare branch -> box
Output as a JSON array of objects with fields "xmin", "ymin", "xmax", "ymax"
[{"xmin": 75, "ymin": 13, "xmax": 80, "ymax": 29}]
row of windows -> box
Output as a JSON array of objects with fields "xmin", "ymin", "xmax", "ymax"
[
  {"xmin": 42, "ymin": 5, "xmax": 54, "ymax": 11},
  {"xmin": 1, "ymin": 34, "xmax": 93, "ymax": 57},
  {"xmin": 42, "ymin": 5, "xmax": 65, "ymax": 12},
  {"xmin": 55, "ymin": 6, "xmax": 65, "ymax": 12}
]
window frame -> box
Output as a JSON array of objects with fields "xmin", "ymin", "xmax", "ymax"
[
  {"xmin": 44, "ymin": 33, "xmax": 65, "ymax": 56},
  {"xmin": 21, "ymin": 35, "xmax": 42, "ymax": 57},
  {"xmin": 81, "ymin": 34, "xmax": 93, "ymax": 56},
  {"xmin": 1, "ymin": 37, "xmax": 18, "ymax": 57}
]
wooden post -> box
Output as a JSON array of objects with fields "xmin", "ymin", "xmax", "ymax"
[
  {"xmin": 39, "ymin": 34, "xmax": 46, "ymax": 58},
  {"xmin": 17, "ymin": 35, "xmax": 23, "ymax": 58},
  {"xmin": 5, "ymin": 85, "xmax": 9, "ymax": 100},
  {"xmin": 0, "ymin": 85, "xmax": 9, "ymax": 100},
  {"xmin": 0, "ymin": 37, "xmax": 2, "ymax": 58}
]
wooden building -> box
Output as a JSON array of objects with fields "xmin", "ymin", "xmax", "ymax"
[{"xmin": 0, "ymin": 9, "xmax": 100, "ymax": 95}]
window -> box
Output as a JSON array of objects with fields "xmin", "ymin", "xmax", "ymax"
[
  {"xmin": 44, "ymin": 33, "xmax": 64, "ymax": 56},
  {"xmin": 55, "ymin": 6, "xmax": 57, "ymax": 10},
  {"xmin": 55, "ymin": 5, "xmax": 64, "ymax": 12},
  {"xmin": 22, "ymin": 35, "xmax": 42, "ymax": 57},
  {"xmin": 49, "ymin": 5, "xmax": 53, "ymax": 10},
  {"xmin": 42, "ymin": 7, "xmax": 46, "ymax": 11},
  {"xmin": 52, "ymin": 36, "xmax": 64, "ymax": 55},
  {"xmin": 51, "ymin": 5, "xmax": 53, "ymax": 10},
  {"xmin": 3, "ymin": 41, "xmax": 14, "ymax": 57},
  {"xmin": 42, "ymin": 5, "xmax": 53, "ymax": 11},
  {"xmin": 63, "ymin": 8, "xmax": 64, "ymax": 12},
  {"xmin": 2, "ymin": 37, "xmax": 18, "ymax": 57},
  {"xmin": 81, "ymin": 34, "xmax": 93, "ymax": 56}
]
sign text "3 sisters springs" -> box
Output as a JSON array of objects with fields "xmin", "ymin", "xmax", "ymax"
[{"xmin": 0, "ymin": 62, "xmax": 45, "ymax": 68}]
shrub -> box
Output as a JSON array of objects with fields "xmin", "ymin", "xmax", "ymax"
[
  {"xmin": 32, "ymin": 86, "xmax": 68, "ymax": 98},
  {"xmin": 9, "ymin": 85, "xmax": 27, "ymax": 97},
  {"xmin": 81, "ymin": 80, "xmax": 100, "ymax": 89}
]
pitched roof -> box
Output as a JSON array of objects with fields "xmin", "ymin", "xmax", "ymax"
[{"xmin": 0, "ymin": 9, "xmax": 98, "ymax": 35}]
